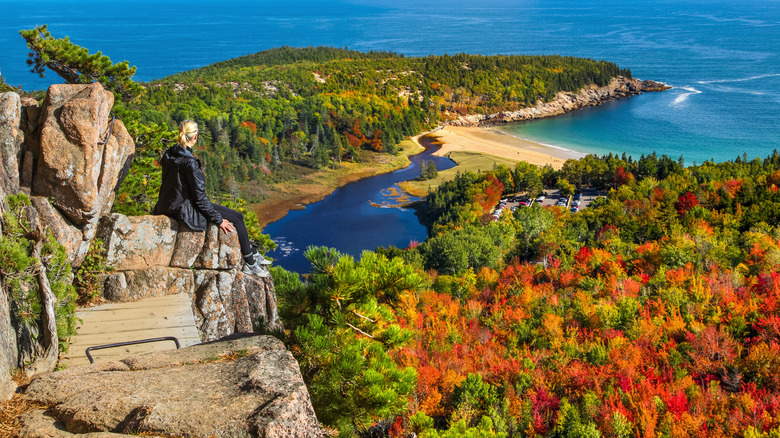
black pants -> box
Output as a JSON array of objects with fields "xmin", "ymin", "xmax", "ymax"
[{"xmin": 211, "ymin": 203, "xmax": 254, "ymax": 261}]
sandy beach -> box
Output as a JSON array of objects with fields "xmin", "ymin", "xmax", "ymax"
[
  {"xmin": 256, "ymin": 127, "xmax": 586, "ymax": 227},
  {"xmin": 421, "ymin": 126, "xmax": 584, "ymax": 170}
]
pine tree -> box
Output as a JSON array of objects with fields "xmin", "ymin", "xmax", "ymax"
[
  {"xmin": 331, "ymin": 133, "xmax": 344, "ymax": 166},
  {"xmin": 427, "ymin": 160, "xmax": 438, "ymax": 179},
  {"xmin": 276, "ymin": 247, "xmax": 421, "ymax": 435},
  {"xmin": 419, "ymin": 160, "xmax": 429, "ymax": 180},
  {"xmin": 418, "ymin": 160, "xmax": 439, "ymax": 180},
  {"xmin": 20, "ymin": 25, "xmax": 143, "ymax": 101}
]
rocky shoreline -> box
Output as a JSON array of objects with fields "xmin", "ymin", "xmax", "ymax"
[{"xmin": 445, "ymin": 77, "xmax": 670, "ymax": 127}]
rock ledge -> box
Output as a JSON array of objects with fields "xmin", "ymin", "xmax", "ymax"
[{"xmin": 18, "ymin": 335, "xmax": 322, "ymax": 438}]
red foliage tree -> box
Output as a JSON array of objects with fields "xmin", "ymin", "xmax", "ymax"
[
  {"xmin": 615, "ymin": 166, "xmax": 630, "ymax": 187},
  {"xmin": 665, "ymin": 390, "xmax": 689, "ymax": 420},
  {"xmin": 482, "ymin": 174, "xmax": 504, "ymax": 212},
  {"xmin": 674, "ymin": 191, "xmax": 699, "ymax": 216},
  {"xmin": 575, "ymin": 246, "xmax": 594, "ymax": 266},
  {"xmin": 471, "ymin": 174, "xmax": 504, "ymax": 215},
  {"xmin": 240, "ymin": 120, "xmax": 257, "ymax": 134},
  {"xmin": 345, "ymin": 132, "xmax": 363, "ymax": 148}
]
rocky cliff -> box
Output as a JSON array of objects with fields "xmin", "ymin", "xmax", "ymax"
[
  {"xmin": 97, "ymin": 213, "xmax": 283, "ymax": 340},
  {"xmin": 446, "ymin": 77, "xmax": 669, "ymax": 127},
  {"xmin": 0, "ymin": 84, "xmax": 313, "ymax": 437},
  {"xmin": 0, "ymin": 84, "xmax": 134, "ymax": 399}
]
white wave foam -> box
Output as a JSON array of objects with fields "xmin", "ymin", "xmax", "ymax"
[
  {"xmin": 697, "ymin": 73, "xmax": 780, "ymax": 84},
  {"xmin": 709, "ymin": 84, "xmax": 767, "ymax": 95},
  {"xmin": 671, "ymin": 87, "xmax": 702, "ymax": 106},
  {"xmin": 688, "ymin": 14, "xmax": 770, "ymax": 27},
  {"xmin": 499, "ymin": 131, "xmax": 586, "ymax": 158}
]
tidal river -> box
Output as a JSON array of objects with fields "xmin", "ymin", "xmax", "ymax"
[{"xmin": 263, "ymin": 139, "xmax": 454, "ymax": 274}]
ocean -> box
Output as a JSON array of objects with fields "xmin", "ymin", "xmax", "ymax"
[{"xmin": 2, "ymin": 0, "xmax": 778, "ymax": 163}]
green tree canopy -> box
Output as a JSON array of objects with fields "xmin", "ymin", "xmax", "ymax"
[{"xmin": 273, "ymin": 247, "xmax": 422, "ymax": 435}]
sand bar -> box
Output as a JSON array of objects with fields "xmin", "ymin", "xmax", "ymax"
[{"xmin": 422, "ymin": 125, "xmax": 584, "ymax": 169}]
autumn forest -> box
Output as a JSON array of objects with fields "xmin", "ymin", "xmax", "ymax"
[{"xmin": 276, "ymin": 151, "xmax": 780, "ymax": 437}]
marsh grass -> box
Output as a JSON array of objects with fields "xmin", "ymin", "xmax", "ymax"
[{"xmin": 401, "ymin": 150, "xmax": 519, "ymax": 197}]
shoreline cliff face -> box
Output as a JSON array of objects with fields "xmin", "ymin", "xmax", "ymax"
[{"xmin": 445, "ymin": 77, "xmax": 669, "ymax": 127}]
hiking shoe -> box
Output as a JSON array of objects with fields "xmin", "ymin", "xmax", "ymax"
[
  {"xmin": 254, "ymin": 252, "xmax": 273, "ymax": 265},
  {"xmin": 242, "ymin": 261, "xmax": 270, "ymax": 278}
]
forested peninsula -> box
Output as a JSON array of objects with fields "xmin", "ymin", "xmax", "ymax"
[{"xmin": 111, "ymin": 46, "xmax": 646, "ymax": 225}]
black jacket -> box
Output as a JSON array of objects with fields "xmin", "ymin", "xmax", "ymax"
[{"xmin": 153, "ymin": 144, "xmax": 222, "ymax": 231}]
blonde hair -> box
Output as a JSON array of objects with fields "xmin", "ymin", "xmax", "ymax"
[{"xmin": 178, "ymin": 119, "xmax": 198, "ymax": 145}]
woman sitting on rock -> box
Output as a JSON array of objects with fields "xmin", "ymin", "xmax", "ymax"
[{"xmin": 153, "ymin": 119, "xmax": 272, "ymax": 277}]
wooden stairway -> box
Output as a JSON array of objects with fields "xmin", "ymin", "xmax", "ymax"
[{"xmin": 60, "ymin": 294, "xmax": 201, "ymax": 367}]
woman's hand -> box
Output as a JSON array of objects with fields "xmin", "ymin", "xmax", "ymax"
[{"xmin": 219, "ymin": 219, "xmax": 235, "ymax": 234}]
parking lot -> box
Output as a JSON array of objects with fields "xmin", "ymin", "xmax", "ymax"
[
  {"xmin": 538, "ymin": 188, "xmax": 603, "ymax": 209},
  {"xmin": 494, "ymin": 188, "xmax": 605, "ymax": 219}
]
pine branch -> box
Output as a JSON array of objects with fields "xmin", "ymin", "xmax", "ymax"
[{"xmin": 20, "ymin": 25, "xmax": 144, "ymax": 101}]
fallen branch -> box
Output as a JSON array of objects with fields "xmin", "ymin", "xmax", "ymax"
[
  {"xmin": 31, "ymin": 223, "xmax": 58, "ymax": 369},
  {"xmin": 345, "ymin": 322, "xmax": 374, "ymax": 339},
  {"xmin": 351, "ymin": 310, "xmax": 376, "ymax": 323}
]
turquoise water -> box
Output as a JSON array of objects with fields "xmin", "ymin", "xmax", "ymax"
[
  {"xmin": 493, "ymin": 2, "xmax": 780, "ymax": 164},
  {"xmin": 2, "ymin": 0, "xmax": 778, "ymax": 162}
]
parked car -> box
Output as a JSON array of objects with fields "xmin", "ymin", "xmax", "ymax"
[
  {"xmin": 573, "ymin": 193, "xmax": 582, "ymax": 201},
  {"xmin": 570, "ymin": 206, "xmax": 579, "ymax": 213},
  {"xmin": 572, "ymin": 200, "xmax": 581, "ymax": 207},
  {"xmin": 535, "ymin": 196, "xmax": 546, "ymax": 203}
]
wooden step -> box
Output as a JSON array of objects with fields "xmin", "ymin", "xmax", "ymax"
[{"xmin": 61, "ymin": 294, "xmax": 201, "ymax": 367}]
